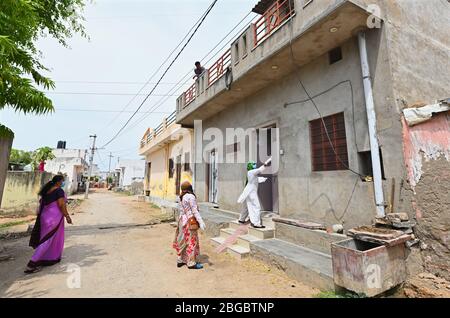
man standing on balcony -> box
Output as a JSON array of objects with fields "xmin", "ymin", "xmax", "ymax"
[{"xmin": 193, "ymin": 61, "xmax": 205, "ymax": 79}]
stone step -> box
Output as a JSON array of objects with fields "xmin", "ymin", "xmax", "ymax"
[
  {"xmin": 219, "ymin": 227, "xmax": 263, "ymax": 249},
  {"xmin": 236, "ymin": 234, "xmax": 261, "ymax": 249},
  {"xmin": 248, "ymin": 227, "xmax": 275, "ymax": 239},
  {"xmin": 227, "ymin": 220, "xmax": 275, "ymax": 239},
  {"xmin": 220, "ymin": 228, "xmax": 249, "ymax": 239},
  {"xmin": 275, "ymin": 222, "xmax": 346, "ymax": 255},
  {"xmin": 210, "ymin": 236, "xmax": 250, "ymax": 260},
  {"xmin": 250, "ymin": 239, "xmax": 335, "ymax": 291}
]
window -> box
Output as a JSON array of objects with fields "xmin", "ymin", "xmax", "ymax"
[
  {"xmin": 168, "ymin": 158, "xmax": 174, "ymax": 178},
  {"xmin": 329, "ymin": 46, "xmax": 343, "ymax": 64},
  {"xmin": 310, "ymin": 112, "xmax": 349, "ymax": 171},
  {"xmin": 242, "ymin": 35, "xmax": 248, "ymax": 57},
  {"xmin": 184, "ymin": 152, "xmax": 191, "ymax": 171},
  {"xmin": 234, "ymin": 42, "xmax": 239, "ymax": 64}
]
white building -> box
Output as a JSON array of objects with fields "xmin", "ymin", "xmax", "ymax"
[
  {"xmin": 114, "ymin": 159, "xmax": 145, "ymax": 188},
  {"xmin": 45, "ymin": 149, "xmax": 89, "ymax": 195}
]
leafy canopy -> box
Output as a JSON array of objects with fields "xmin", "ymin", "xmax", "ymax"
[
  {"xmin": 9, "ymin": 146, "xmax": 56, "ymax": 169},
  {"xmin": 9, "ymin": 149, "xmax": 33, "ymax": 165},
  {"xmin": 0, "ymin": 0, "xmax": 88, "ymax": 115}
]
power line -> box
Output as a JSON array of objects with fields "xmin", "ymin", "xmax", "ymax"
[
  {"xmin": 45, "ymin": 92, "xmax": 182, "ymax": 96},
  {"xmin": 101, "ymin": 0, "xmax": 220, "ymax": 148},
  {"xmin": 112, "ymin": 11, "xmax": 256, "ymax": 139},
  {"xmin": 54, "ymin": 81, "xmax": 187, "ymax": 85},
  {"xmin": 55, "ymin": 108, "xmax": 172, "ymax": 114},
  {"xmin": 100, "ymin": 1, "xmax": 219, "ymax": 132}
]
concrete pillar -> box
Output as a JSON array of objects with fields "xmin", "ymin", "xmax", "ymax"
[{"xmin": 0, "ymin": 131, "xmax": 14, "ymax": 208}]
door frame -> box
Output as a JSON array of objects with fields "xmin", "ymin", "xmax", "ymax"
[
  {"xmin": 207, "ymin": 149, "xmax": 218, "ymax": 204},
  {"xmin": 256, "ymin": 118, "xmax": 280, "ymax": 214}
]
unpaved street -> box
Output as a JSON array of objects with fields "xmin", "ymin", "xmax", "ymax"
[{"xmin": 0, "ymin": 191, "xmax": 317, "ymax": 298}]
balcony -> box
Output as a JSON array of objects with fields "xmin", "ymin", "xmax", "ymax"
[
  {"xmin": 139, "ymin": 111, "xmax": 183, "ymax": 156},
  {"xmin": 176, "ymin": 0, "xmax": 376, "ymax": 127}
]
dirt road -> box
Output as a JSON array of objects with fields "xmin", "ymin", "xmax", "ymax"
[{"xmin": 0, "ymin": 191, "xmax": 317, "ymax": 298}]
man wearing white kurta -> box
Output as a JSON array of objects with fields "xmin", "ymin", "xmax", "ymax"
[{"xmin": 237, "ymin": 158, "xmax": 272, "ymax": 228}]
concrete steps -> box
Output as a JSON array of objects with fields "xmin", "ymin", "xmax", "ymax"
[
  {"xmin": 210, "ymin": 221, "xmax": 275, "ymax": 259},
  {"xmin": 250, "ymin": 238, "xmax": 335, "ymax": 291},
  {"xmin": 210, "ymin": 236, "xmax": 251, "ymax": 260}
]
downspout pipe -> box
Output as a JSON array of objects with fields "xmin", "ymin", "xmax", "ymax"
[{"xmin": 358, "ymin": 31, "xmax": 386, "ymax": 218}]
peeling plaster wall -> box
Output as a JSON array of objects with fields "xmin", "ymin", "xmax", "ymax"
[
  {"xmin": 401, "ymin": 113, "xmax": 450, "ymax": 279},
  {"xmin": 402, "ymin": 114, "xmax": 450, "ymax": 190}
]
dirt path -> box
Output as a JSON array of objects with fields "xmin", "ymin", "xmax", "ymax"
[{"xmin": 0, "ymin": 190, "xmax": 317, "ymax": 298}]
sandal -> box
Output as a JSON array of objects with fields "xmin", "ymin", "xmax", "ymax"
[
  {"xmin": 177, "ymin": 262, "xmax": 186, "ymax": 268},
  {"xmin": 251, "ymin": 224, "xmax": 266, "ymax": 229},
  {"xmin": 188, "ymin": 263, "xmax": 204, "ymax": 270},
  {"xmin": 24, "ymin": 267, "xmax": 41, "ymax": 274}
]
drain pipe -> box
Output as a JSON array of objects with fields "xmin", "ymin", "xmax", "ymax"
[{"xmin": 358, "ymin": 31, "xmax": 385, "ymax": 218}]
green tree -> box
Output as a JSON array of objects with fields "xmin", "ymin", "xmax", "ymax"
[
  {"xmin": 9, "ymin": 148, "xmax": 33, "ymax": 166},
  {"xmin": 32, "ymin": 146, "xmax": 55, "ymax": 170},
  {"xmin": 0, "ymin": 0, "xmax": 88, "ymax": 115}
]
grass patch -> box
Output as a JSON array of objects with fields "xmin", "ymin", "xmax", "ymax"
[
  {"xmin": 315, "ymin": 291, "xmax": 366, "ymax": 298},
  {"xmin": 150, "ymin": 203, "xmax": 161, "ymax": 210},
  {"xmin": 0, "ymin": 220, "xmax": 30, "ymax": 229}
]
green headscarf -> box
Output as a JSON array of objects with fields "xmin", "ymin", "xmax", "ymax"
[{"xmin": 245, "ymin": 161, "xmax": 257, "ymax": 186}]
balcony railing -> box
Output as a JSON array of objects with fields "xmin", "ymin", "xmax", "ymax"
[
  {"xmin": 184, "ymin": 82, "xmax": 197, "ymax": 106},
  {"xmin": 253, "ymin": 0, "xmax": 294, "ymax": 47},
  {"xmin": 207, "ymin": 48, "xmax": 231, "ymax": 87},
  {"xmin": 140, "ymin": 110, "xmax": 177, "ymax": 149}
]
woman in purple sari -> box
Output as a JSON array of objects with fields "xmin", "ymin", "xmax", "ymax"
[{"xmin": 25, "ymin": 175, "xmax": 72, "ymax": 274}]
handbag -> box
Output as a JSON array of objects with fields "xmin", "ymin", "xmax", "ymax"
[
  {"xmin": 181, "ymin": 199, "xmax": 200, "ymax": 231},
  {"xmin": 188, "ymin": 216, "xmax": 200, "ymax": 231}
]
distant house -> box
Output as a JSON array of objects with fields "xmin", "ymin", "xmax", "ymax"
[
  {"xmin": 45, "ymin": 148, "xmax": 89, "ymax": 195},
  {"xmin": 114, "ymin": 159, "xmax": 145, "ymax": 188},
  {"xmin": 139, "ymin": 111, "xmax": 193, "ymax": 202}
]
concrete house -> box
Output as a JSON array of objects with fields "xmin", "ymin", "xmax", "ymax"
[
  {"xmin": 139, "ymin": 111, "xmax": 194, "ymax": 202},
  {"xmin": 45, "ymin": 148, "xmax": 89, "ymax": 195},
  {"xmin": 114, "ymin": 159, "xmax": 145, "ymax": 188},
  {"xmin": 174, "ymin": 0, "xmax": 450, "ymax": 289}
]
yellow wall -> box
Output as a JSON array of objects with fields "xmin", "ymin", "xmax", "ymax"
[
  {"xmin": 1, "ymin": 172, "xmax": 53, "ymax": 210},
  {"xmin": 144, "ymin": 129, "xmax": 193, "ymax": 201}
]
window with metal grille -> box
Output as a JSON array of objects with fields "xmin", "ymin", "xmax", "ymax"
[{"xmin": 309, "ymin": 112, "xmax": 349, "ymax": 171}]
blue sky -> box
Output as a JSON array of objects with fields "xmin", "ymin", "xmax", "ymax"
[{"xmin": 1, "ymin": 0, "xmax": 257, "ymax": 170}]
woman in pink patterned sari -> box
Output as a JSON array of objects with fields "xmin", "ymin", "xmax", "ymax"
[
  {"xmin": 173, "ymin": 181, "xmax": 206, "ymax": 270},
  {"xmin": 25, "ymin": 175, "xmax": 72, "ymax": 274}
]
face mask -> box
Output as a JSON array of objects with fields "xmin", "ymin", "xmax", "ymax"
[{"xmin": 61, "ymin": 182, "xmax": 66, "ymax": 188}]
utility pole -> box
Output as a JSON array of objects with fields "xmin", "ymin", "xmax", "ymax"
[
  {"xmin": 85, "ymin": 134, "xmax": 97, "ymax": 199},
  {"xmin": 108, "ymin": 152, "xmax": 114, "ymax": 175}
]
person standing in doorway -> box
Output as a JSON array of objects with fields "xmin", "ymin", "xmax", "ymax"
[
  {"xmin": 25, "ymin": 175, "xmax": 72, "ymax": 274},
  {"xmin": 173, "ymin": 181, "xmax": 206, "ymax": 269},
  {"xmin": 237, "ymin": 158, "xmax": 272, "ymax": 229}
]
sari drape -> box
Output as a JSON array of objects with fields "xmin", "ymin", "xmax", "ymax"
[{"xmin": 28, "ymin": 188, "xmax": 66, "ymax": 268}]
